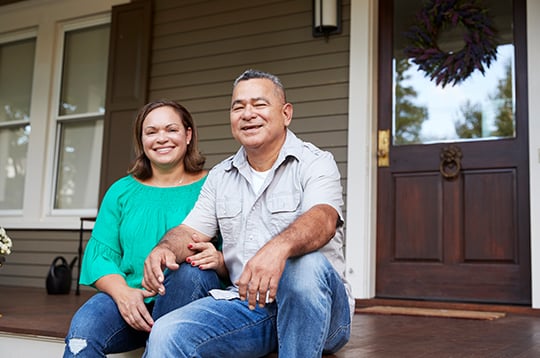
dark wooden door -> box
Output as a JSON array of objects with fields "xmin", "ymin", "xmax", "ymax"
[{"xmin": 376, "ymin": 0, "xmax": 531, "ymax": 304}]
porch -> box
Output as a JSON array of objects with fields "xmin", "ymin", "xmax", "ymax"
[{"xmin": 1, "ymin": 285, "xmax": 540, "ymax": 357}]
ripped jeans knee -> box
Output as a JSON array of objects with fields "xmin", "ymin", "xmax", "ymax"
[
  {"xmin": 66, "ymin": 338, "xmax": 88, "ymax": 355},
  {"xmin": 63, "ymin": 293, "xmax": 147, "ymax": 357}
]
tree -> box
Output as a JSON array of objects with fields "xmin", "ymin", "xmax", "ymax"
[
  {"xmin": 490, "ymin": 60, "xmax": 514, "ymax": 137},
  {"xmin": 394, "ymin": 58, "xmax": 428, "ymax": 145},
  {"xmin": 454, "ymin": 100, "xmax": 483, "ymax": 138}
]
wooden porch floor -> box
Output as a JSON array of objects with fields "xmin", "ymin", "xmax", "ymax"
[{"xmin": 2, "ymin": 285, "xmax": 540, "ymax": 357}]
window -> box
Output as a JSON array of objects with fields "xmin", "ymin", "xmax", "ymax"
[
  {"xmin": 391, "ymin": 0, "xmax": 516, "ymax": 145},
  {"xmin": 53, "ymin": 22, "xmax": 109, "ymax": 211},
  {"xmin": 0, "ymin": 0, "xmax": 121, "ymax": 228},
  {"xmin": 0, "ymin": 33, "xmax": 35, "ymax": 211}
]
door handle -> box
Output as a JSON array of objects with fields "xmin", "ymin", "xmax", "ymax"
[
  {"xmin": 440, "ymin": 145, "xmax": 462, "ymax": 180},
  {"xmin": 378, "ymin": 129, "xmax": 390, "ymax": 167}
]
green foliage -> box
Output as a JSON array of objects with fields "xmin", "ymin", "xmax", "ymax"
[
  {"xmin": 453, "ymin": 59, "xmax": 514, "ymax": 140},
  {"xmin": 490, "ymin": 60, "xmax": 515, "ymax": 137},
  {"xmin": 394, "ymin": 59, "xmax": 428, "ymax": 145},
  {"xmin": 454, "ymin": 100, "xmax": 483, "ymax": 138}
]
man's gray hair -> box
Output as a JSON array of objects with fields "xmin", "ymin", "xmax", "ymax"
[{"xmin": 233, "ymin": 69, "xmax": 287, "ymax": 102}]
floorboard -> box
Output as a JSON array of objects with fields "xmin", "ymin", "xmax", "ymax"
[{"xmin": 2, "ymin": 286, "xmax": 540, "ymax": 357}]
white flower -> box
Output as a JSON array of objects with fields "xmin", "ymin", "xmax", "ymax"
[{"xmin": 0, "ymin": 226, "xmax": 12, "ymax": 256}]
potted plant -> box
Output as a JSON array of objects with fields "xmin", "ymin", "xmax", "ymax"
[{"xmin": 0, "ymin": 226, "xmax": 12, "ymax": 268}]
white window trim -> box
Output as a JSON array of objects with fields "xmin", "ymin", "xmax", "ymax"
[
  {"xmin": 0, "ymin": 27, "xmax": 36, "ymax": 44},
  {"xmin": 0, "ymin": 0, "xmax": 129, "ymax": 229},
  {"xmin": 45, "ymin": 14, "xmax": 111, "ymax": 219},
  {"xmin": 0, "ymin": 28, "xmax": 37, "ymax": 218}
]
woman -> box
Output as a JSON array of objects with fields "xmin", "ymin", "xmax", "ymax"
[{"xmin": 63, "ymin": 100, "xmax": 223, "ymax": 357}]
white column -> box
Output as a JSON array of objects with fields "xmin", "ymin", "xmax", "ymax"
[{"xmin": 345, "ymin": 0, "xmax": 378, "ymax": 299}]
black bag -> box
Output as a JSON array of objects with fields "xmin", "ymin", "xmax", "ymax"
[{"xmin": 46, "ymin": 256, "xmax": 77, "ymax": 295}]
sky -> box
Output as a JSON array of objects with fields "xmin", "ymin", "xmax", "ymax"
[{"xmin": 395, "ymin": 44, "xmax": 515, "ymax": 144}]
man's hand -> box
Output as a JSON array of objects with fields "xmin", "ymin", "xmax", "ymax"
[
  {"xmin": 235, "ymin": 244, "xmax": 288, "ymax": 310},
  {"xmin": 142, "ymin": 244, "xmax": 180, "ymax": 295},
  {"xmin": 234, "ymin": 204, "xmax": 339, "ymax": 309},
  {"xmin": 143, "ymin": 226, "xmax": 214, "ymax": 295}
]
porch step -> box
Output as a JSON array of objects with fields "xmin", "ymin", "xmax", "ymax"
[{"xmin": 0, "ymin": 332, "xmax": 144, "ymax": 357}]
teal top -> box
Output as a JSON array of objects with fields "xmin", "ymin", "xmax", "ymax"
[{"xmin": 80, "ymin": 174, "xmax": 207, "ymax": 299}]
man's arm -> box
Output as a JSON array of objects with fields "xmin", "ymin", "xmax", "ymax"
[
  {"xmin": 142, "ymin": 224, "xmax": 212, "ymax": 295},
  {"xmin": 270, "ymin": 203, "xmax": 339, "ymax": 257},
  {"xmin": 236, "ymin": 203, "xmax": 339, "ymax": 309}
]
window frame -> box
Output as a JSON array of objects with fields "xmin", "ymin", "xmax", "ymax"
[
  {"xmin": 0, "ymin": 28, "xmax": 36, "ymax": 216},
  {"xmin": 0, "ymin": 0, "xmax": 128, "ymax": 229},
  {"xmin": 48, "ymin": 15, "xmax": 111, "ymax": 217}
]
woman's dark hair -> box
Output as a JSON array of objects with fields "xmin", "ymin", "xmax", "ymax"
[{"xmin": 127, "ymin": 99, "xmax": 206, "ymax": 180}]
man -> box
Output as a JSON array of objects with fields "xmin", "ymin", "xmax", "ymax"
[{"xmin": 142, "ymin": 69, "xmax": 353, "ymax": 357}]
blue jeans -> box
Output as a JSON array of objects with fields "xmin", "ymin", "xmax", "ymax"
[
  {"xmin": 63, "ymin": 264, "xmax": 220, "ymax": 357},
  {"xmin": 144, "ymin": 252, "xmax": 351, "ymax": 358}
]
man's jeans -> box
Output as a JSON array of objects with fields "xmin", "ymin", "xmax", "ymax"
[
  {"xmin": 63, "ymin": 264, "xmax": 220, "ymax": 357},
  {"xmin": 144, "ymin": 252, "xmax": 351, "ymax": 358}
]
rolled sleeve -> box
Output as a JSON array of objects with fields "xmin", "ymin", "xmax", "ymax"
[
  {"xmin": 183, "ymin": 167, "xmax": 220, "ymax": 238},
  {"xmin": 301, "ymin": 147, "xmax": 344, "ymax": 224}
]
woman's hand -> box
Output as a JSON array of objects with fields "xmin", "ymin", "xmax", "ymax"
[
  {"xmin": 95, "ymin": 274, "xmax": 156, "ymax": 332},
  {"xmin": 113, "ymin": 286, "xmax": 156, "ymax": 332},
  {"xmin": 186, "ymin": 240, "xmax": 228, "ymax": 279}
]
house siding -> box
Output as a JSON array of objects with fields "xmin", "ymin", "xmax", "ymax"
[
  {"xmin": 0, "ymin": 0, "xmax": 350, "ymax": 289},
  {"xmin": 0, "ymin": 229, "xmax": 89, "ymax": 288},
  {"xmin": 150, "ymin": 0, "xmax": 350, "ymax": 170}
]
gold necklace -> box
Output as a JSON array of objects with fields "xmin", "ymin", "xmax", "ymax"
[{"xmin": 177, "ymin": 175, "xmax": 185, "ymax": 185}]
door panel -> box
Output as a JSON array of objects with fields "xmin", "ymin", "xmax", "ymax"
[
  {"xmin": 463, "ymin": 170, "xmax": 517, "ymax": 262},
  {"xmin": 394, "ymin": 173, "xmax": 443, "ymax": 261},
  {"xmin": 376, "ymin": 0, "xmax": 530, "ymax": 304}
]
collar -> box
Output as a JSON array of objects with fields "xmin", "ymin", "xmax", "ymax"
[{"xmin": 225, "ymin": 129, "xmax": 302, "ymax": 172}]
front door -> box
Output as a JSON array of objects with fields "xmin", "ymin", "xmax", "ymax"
[{"xmin": 376, "ymin": 0, "xmax": 530, "ymax": 304}]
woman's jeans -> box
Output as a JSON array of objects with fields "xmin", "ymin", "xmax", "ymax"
[
  {"xmin": 143, "ymin": 252, "xmax": 351, "ymax": 358},
  {"xmin": 63, "ymin": 264, "xmax": 220, "ymax": 357}
]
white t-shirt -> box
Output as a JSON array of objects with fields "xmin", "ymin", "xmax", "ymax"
[{"xmin": 249, "ymin": 166, "xmax": 270, "ymax": 194}]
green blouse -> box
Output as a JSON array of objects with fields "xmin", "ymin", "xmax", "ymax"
[{"xmin": 80, "ymin": 174, "xmax": 207, "ymax": 296}]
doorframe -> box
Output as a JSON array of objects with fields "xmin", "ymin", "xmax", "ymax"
[{"xmin": 345, "ymin": 0, "xmax": 540, "ymax": 308}]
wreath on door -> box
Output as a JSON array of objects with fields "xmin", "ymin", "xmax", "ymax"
[{"xmin": 403, "ymin": 0, "xmax": 498, "ymax": 88}]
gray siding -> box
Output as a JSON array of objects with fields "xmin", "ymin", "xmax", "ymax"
[
  {"xmin": 150, "ymin": 0, "xmax": 350, "ymax": 221},
  {"xmin": 150, "ymin": 0, "xmax": 350, "ymax": 169},
  {"xmin": 0, "ymin": 0, "xmax": 350, "ymax": 289},
  {"xmin": 0, "ymin": 229, "xmax": 91, "ymax": 289}
]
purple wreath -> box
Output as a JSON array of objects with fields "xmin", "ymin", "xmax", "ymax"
[{"xmin": 404, "ymin": 0, "xmax": 498, "ymax": 87}]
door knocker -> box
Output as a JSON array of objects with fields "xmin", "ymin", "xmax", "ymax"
[{"xmin": 440, "ymin": 145, "xmax": 462, "ymax": 180}]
